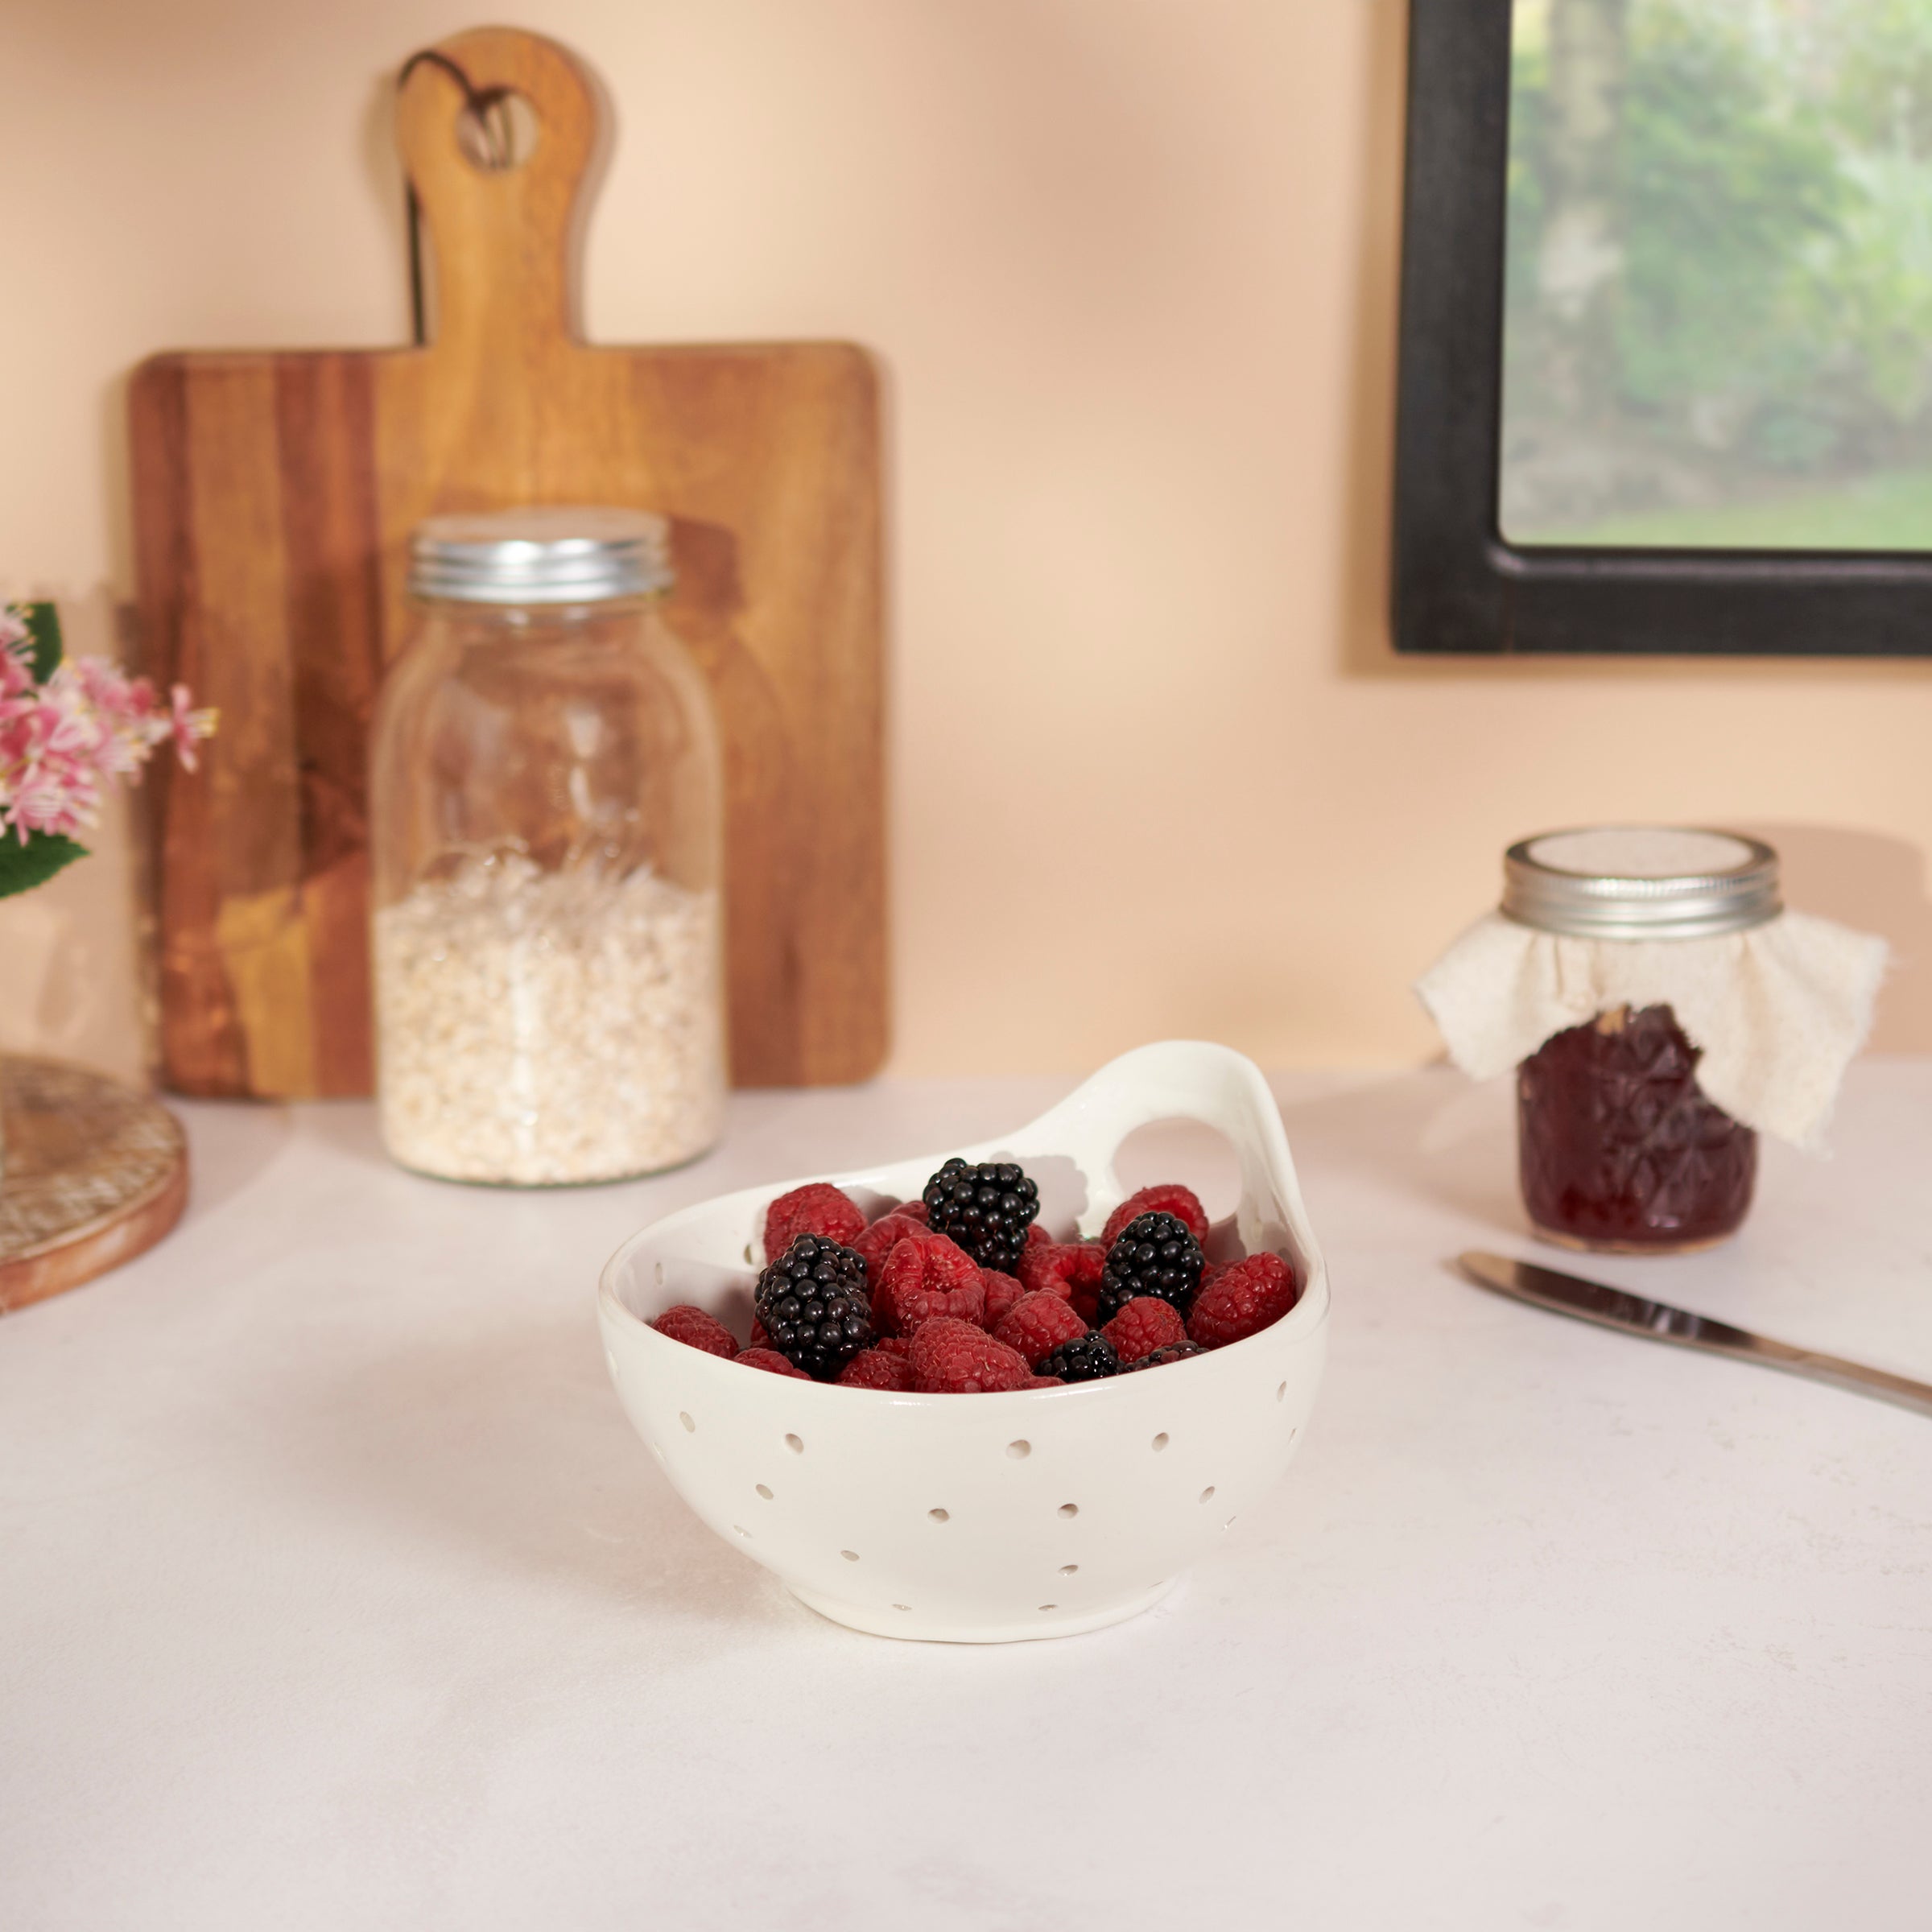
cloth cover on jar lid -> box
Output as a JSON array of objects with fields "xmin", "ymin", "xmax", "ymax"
[{"xmin": 1416, "ymin": 828, "xmax": 1887, "ymax": 1150}]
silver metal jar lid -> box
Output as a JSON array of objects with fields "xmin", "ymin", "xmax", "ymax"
[
  {"xmin": 408, "ymin": 506, "xmax": 673, "ymax": 605},
  {"xmin": 1501, "ymin": 826, "xmax": 1781, "ymax": 941}
]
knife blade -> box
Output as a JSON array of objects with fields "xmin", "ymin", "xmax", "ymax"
[{"xmin": 1457, "ymin": 1251, "xmax": 1932, "ymax": 1419}]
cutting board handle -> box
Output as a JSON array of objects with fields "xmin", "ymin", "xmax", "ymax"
[{"xmin": 395, "ymin": 27, "xmax": 601, "ymax": 355}]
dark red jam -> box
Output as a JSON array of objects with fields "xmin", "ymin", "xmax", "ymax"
[{"xmin": 1517, "ymin": 1004, "xmax": 1756, "ymax": 1253}]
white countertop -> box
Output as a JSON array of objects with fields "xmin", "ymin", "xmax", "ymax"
[{"xmin": 3, "ymin": 1064, "xmax": 1929, "ymax": 1932}]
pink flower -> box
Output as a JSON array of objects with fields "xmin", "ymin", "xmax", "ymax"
[
  {"xmin": 0, "ymin": 601, "xmax": 214, "ymax": 861},
  {"xmin": 166, "ymin": 683, "xmax": 218, "ymax": 771},
  {"xmin": 0, "ymin": 692, "xmax": 102, "ymax": 840},
  {"xmin": 61, "ymin": 659, "xmax": 161, "ymax": 778}
]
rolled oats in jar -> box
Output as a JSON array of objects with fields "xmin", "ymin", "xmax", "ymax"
[{"xmin": 369, "ymin": 508, "xmax": 727, "ymax": 1184}]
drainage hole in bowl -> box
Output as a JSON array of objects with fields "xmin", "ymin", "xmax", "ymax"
[
  {"xmin": 1006, "ymin": 1440, "xmax": 1030, "ymax": 1460},
  {"xmin": 733, "ymin": 1525, "xmax": 751, "ymax": 1538},
  {"xmin": 1038, "ymin": 1604, "xmax": 1058, "ymax": 1612},
  {"xmin": 679, "ymin": 1413, "xmax": 696, "ymax": 1434},
  {"xmin": 1059, "ymin": 1564, "xmax": 1079, "ymax": 1576},
  {"xmin": 928, "ymin": 1508, "xmax": 949, "ymax": 1523},
  {"xmin": 604, "ymin": 1348, "xmax": 617, "ymax": 1374},
  {"xmin": 841, "ymin": 1550, "xmax": 860, "ymax": 1563},
  {"xmin": 1199, "ymin": 1486, "xmax": 1216, "ymax": 1504},
  {"xmin": 1224, "ymin": 1517, "xmax": 1236, "ymax": 1530},
  {"xmin": 1151, "ymin": 1432, "xmax": 1169, "ymax": 1452},
  {"xmin": 1276, "ymin": 1381, "xmax": 1287, "ymax": 1402},
  {"xmin": 1058, "ymin": 1503, "xmax": 1079, "ymax": 1519},
  {"xmin": 893, "ymin": 1604, "xmax": 912, "ymax": 1613},
  {"xmin": 785, "ymin": 1433, "xmax": 804, "ymax": 1455},
  {"xmin": 755, "ymin": 1484, "xmax": 774, "ymax": 1500}
]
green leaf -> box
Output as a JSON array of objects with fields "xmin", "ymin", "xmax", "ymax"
[
  {"xmin": 23, "ymin": 601, "xmax": 62, "ymax": 680},
  {"xmin": 0, "ymin": 832, "xmax": 89, "ymax": 900}
]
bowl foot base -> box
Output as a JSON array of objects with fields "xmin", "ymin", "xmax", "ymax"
[{"xmin": 787, "ymin": 1576, "xmax": 1182, "ymax": 1644}]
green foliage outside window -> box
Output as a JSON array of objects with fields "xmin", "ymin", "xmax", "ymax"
[{"xmin": 1504, "ymin": 0, "xmax": 1932, "ymax": 541}]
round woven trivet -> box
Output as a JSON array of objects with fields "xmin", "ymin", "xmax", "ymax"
[{"xmin": 0, "ymin": 1056, "xmax": 188, "ymax": 1313}]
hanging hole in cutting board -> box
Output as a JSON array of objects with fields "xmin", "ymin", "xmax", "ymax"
[{"xmin": 456, "ymin": 89, "xmax": 539, "ymax": 171}]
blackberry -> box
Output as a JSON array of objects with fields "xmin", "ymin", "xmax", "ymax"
[
  {"xmin": 1096, "ymin": 1212, "xmax": 1203, "ymax": 1326},
  {"xmin": 1035, "ymin": 1334, "xmax": 1120, "ymax": 1383},
  {"xmin": 921, "ymin": 1158, "xmax": 1040, "ymax": 1271},
  {"xmin": 753, "ymin": 1234, "xmax": 874, "ymax": 1381},
  {"xmin": 1122, "ymin": 1341, "xmax": 1206, "ymax": 1371}
]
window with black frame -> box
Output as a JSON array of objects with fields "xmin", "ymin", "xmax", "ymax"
[{"xmin": 1392, "ymin": 0, "xmax": 1932, "ymax": 655}]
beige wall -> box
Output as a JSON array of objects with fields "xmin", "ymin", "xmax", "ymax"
[{"xmin": 4, "ymin": 0, "xmax": 1930, "ymax": 1087}]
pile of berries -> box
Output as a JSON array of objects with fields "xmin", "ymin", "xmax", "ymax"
[{"xmin": 652, "ymin": 1161, "xmax": 1302, "ymax": 1393}]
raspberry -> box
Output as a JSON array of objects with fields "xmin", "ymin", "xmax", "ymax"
[
  {"xmin": 753, "ymin": 1235, "xmax": 873, "ymax": 1380},
  {"xmin": 1102, "ymin": 1184, "xmax": 1209, "ymax": 1248},
  {"xmin": 874, "ymin": 1235, "xmax": 985, "ymax": 1335},
  {"xmin": 1100, "ymin": 1295, "xmax": 1187, "ymax": 1364},
  {"xmin": 909, "ymin": 1316, "xmax": 1032, "ymax": 1393},
  {"xmin": 1097, "ymin": 1212, "xmax": 1204, "ymax": 1325},
  {"xmin": 651, "ymin": 1304, "xmax": 740, "ymax": 1358},
  {"xmin": 1017, "ymin": 1240, "xmax": 1106, "ymax": 1304},
  {"xmin": 1026, "ymin": 1221, "xmax": 1051, "ymax": 1247},
  {"xmin": 764, "ymin": 1183, "xmax": 867, "ymax": 1258},
  {"xmin": 853, "ymin": 1212, "xmax": 935, "ymax": 1290},
  {"xmin": 1187, "ymin": 1252, "xmax": 1298, "ymax": 1348},
  {"xmin": 738, "ymin": 1347, "xmax": 810, "ymax": 1379},
  {"xmin": 876, "ymin": 1333, "xmax": 914, "ymax": 1360},
  {"xmin": 1122, "ymin": 1341, "xmax": 1206, "ymax": 1371},
  {"xmin": 1036, "ymin": 1334, "xmax": 1119, "ymax": 1382},
  {"xmin": 749, "ymin": 1316, "xmax": 772, "ymax": 1352},
  {"xmin": 1022, "ymin": 1373, "xmax": 1063, "ymax": 1389},
  {"xmin": 836, "ymin": 1347, "xmax": 915, "ymax": 1390},
  {"xmin": 922, "ymin": 1158, "xmax": 1041, "ymax": 1270},
  {"xmin": 980, "ymin": 1269, "xmax": 1026, "ymax": 1329},
  {"xmin": 993, "ymin": 1290, "xmax": 1090, "ymax": 1367},
  {"xmin": 1019, "ymin": 1238, "xmax": 1108, "ymax": 1325}
]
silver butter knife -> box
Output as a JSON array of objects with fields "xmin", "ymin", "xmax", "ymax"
[{"xmin": 1458, "ymin": 1251, "xmax": 1932, "ymax": 1419}]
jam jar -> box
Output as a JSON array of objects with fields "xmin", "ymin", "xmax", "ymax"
[{"xmin": 1504, "ymin": 828, "xmax": 1780, "ymax": 1254}]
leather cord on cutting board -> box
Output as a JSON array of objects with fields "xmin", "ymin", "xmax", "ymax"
[{"xmin": 398, "ymin": 47, "xmax": 517, "ymax": 346}]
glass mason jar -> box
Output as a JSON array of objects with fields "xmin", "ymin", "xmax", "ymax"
[
  {"xmin": 369, "ymin": 508, "xmax": 726, "ymax": 1184},
  {"xmin": 1505, "ymin": 828, "xmax": 1777, "ymax": 1254}
]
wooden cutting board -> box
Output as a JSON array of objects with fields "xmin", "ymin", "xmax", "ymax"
[{"xmin": 130, "ymin": 26, "xmax": 886, "ymax": 1098}]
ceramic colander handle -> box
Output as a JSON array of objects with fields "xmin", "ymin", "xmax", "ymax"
[{"xmin": 1018, "ymin": 1041, "xmax": 1308, "ymax": 1246}]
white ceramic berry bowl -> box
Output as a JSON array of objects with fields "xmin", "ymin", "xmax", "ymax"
[{"xmin": 597, "ymin": 1040, "xmax": 1328, "ymax": 1642}]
